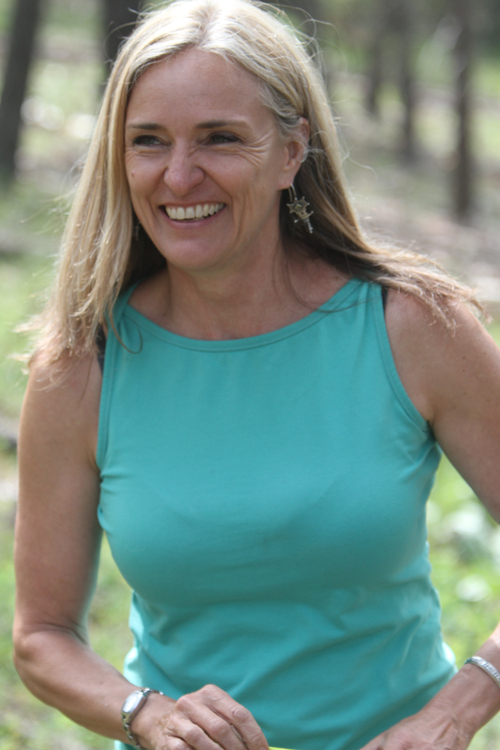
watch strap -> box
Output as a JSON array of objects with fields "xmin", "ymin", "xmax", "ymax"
[{"xmin": 121, "ymin": 687, "xmax": 164, "ymax": 749}]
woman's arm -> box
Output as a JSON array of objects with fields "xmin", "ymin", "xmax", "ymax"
[
  {"xmin": 360, "ymin": 291, "xmax": 500, "ymax": 750},
  {"xmin": 13, "ymin": 354, "xmax": 268, "ymax": 750},
  {"xmin": 13, "ymin": 353, "xmax": 138, "ymax": 740}
]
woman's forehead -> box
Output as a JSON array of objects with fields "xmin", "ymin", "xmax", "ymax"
[
  {"xmin": 133, "ymin": 49, "xmax": 255, "ymax": 92},
  {"xmin": 126, "ymin": 49, "xmax": 267, "ymax": 123}
]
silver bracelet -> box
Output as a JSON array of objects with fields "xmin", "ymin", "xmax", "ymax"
[{"xmin": 465, "ymin": 656, "xmax": 500, "ymax": 691}]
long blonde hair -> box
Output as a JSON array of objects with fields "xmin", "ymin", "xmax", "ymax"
[{"xmin": 30, "ymin": 0, "xmax": 479, "ymax": 369}]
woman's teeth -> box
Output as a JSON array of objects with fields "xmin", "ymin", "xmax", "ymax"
[{"xmin": 165, "ymin": 203, "xmax": 224, "ymax": 221}]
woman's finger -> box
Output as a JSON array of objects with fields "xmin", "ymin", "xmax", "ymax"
[
  {"xmin": 360, "ymin": 735, "xmax": 384, "ymax": 750},
  {"xmin": 176, "ymin": 685, "xmax": 268, "ymax": 750},
  {"xmin": 167, "ymin": 709, "xmax": 245, "ymax": 750},
  {"xmin": 158, "ymin": 735, "xmax": 191, "ymax": 750}
]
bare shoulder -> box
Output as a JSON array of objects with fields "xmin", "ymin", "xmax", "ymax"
[
  {"xmin": 384, "ymin": 289, "xmax": 443, "ymax": 423},
  {"xmin": 385, "ymin": 288, "xmax": 500, "ymax": 514},
  {"xmin": 384, "ymin": 288, "xmax": 499, "ymax": 422}
]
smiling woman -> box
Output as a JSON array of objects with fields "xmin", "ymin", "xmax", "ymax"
[
  {"xmin": 123, "ymin": 48, "xmax": 307, "ymax": 309},
  {"xmin": 12, "ymin": 2, "xmax": 500, "ymax": 750}
]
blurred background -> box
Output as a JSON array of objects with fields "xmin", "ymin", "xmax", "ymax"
[{"xmin": 1, "ymin": 0, "xmax": 500, "ymax": 747}]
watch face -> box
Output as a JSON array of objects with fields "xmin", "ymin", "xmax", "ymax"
[{"xmin": 122, "ymin": 690, "xmax": 143, "ymax": 715}]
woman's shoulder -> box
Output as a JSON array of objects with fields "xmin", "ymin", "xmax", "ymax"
[
  {"xmin": 385, "ymin": 288, "xmax": 500, "ymax": 518},
  {"xmin": 27, "ymin": 348, "xmax": 102, "ymax": 395},
  {"xmin": 384, "ymin": 287, "xmax": 497, "ymax": 424},
  {"xmin": 384, "ymin": 286, "xmax": 487, "ymax": 357}
]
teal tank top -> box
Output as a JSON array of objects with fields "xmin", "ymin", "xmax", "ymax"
[{"xmin": 97, "ymin": 278, "xmax": 455, "ymax": 750}]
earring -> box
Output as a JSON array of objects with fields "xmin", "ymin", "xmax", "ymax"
[
  {"xmin": 287, "ymin": 184, "xmax": 314, "ymax": 234},
  {"xmin": 134, "ymin": 221, "xmax": 140, "ymax": 241}
]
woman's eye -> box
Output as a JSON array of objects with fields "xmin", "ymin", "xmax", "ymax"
[
  {"xmin": 132, "ymin": 134, "xmax": 163, "ymax": 147},
  {"xmin": 209, "ymin": 133, "xmax": 239, "ymax": 144}
]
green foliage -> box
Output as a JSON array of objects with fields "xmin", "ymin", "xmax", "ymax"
[
  {"xmin": 0, "ymin": 0, "xmax": 101, "ymax": 40},
  {"xmin": 428, "ymin": 460, "xmax": 500, "ymax": 664},
  {"xmin": 0, "ymin": 263, "xmax": 47, "ymax": 416},
  {"xmin": 428, "ymin": 447, "xmax": 500, "ymax": 750},
  {"xmin": 0, "ymin": 185, "xmax": 58, "ymax": 416},
  {"xmin": 42, "ymin": 0, "xmax": 101, "ymax": 38}
]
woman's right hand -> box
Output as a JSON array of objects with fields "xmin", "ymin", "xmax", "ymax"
[{"xmin": 132, "ymin": 685, "xmax": 269, "ymax": 750}]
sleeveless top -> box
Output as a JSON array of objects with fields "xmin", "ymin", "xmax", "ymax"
[{"xmin": 96, "ymin": 278, "xmax": 456, "ymax": 750}]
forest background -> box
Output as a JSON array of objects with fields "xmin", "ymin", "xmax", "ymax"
[{"xmin": 1, "ymin": 0, "xmax": 500, "ymax": 748}]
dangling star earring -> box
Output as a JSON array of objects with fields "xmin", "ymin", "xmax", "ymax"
[{"xmin": 287, "ymin": 184, "xmax": 314, "ymax": 234}]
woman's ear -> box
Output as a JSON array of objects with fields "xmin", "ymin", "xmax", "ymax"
[{"xmin": 279, "ymin": 117, "xmax": 310, "ymax": 188}]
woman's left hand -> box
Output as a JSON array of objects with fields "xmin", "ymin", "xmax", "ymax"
[
  {"xmin": 360, "ymin": 705, "xmax": 471, "ymax": 750},
  {"xmin": 360, "ymin": 653, "xmax": 500, "ymax": 750}
]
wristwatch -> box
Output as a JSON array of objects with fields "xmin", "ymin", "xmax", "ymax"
[{"xmin": 121, "ymin": 687, "xmax": 164, "ymax": 749}]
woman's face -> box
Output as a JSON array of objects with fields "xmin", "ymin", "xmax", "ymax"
[{"xmin": 124, "ymin": 48, "xmax": 307, "ymax": 277}]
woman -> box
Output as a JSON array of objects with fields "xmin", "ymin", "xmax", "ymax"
[{"xmin": 12, "ymin": 2, "xmax": 500, "ymax": 750}]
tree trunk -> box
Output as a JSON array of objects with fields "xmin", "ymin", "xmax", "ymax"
[
  {"xmin": 453, "ymin": 0, "xmax": 474, "ymax": 219},
  {"xmin": 102, "ymin": 0, "xmax": 143, "ymax": 71},
  {"xmin": 366, "ymin": 32, "xmax": 384, "ymax": 118},
  {"xmin": 0, "ymin": 0, "xmax": 43, "ymax": 183},
  {"xmin": 396, "ymin": 0, "xmax": 417, "ymax": 162},
  {"xmin": 364, "ymin": 0, "xmax": 391, "ymax": 118}
]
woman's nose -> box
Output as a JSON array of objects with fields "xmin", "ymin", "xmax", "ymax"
[{"xmin": 163, "ymin": 145, "xmax": 204, "ymax": 196}]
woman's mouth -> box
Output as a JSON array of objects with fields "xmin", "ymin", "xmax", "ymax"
[{"xmin": 163, "ymin": 203, "xmax": 225, "ymax": 221}]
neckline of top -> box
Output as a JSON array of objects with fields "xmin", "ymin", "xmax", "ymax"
[{"xmin": 123, "ymin": 277, "xmax": 363, "ymax": 352}]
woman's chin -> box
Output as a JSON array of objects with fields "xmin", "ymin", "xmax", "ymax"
[{"xmin": 159, "ymin": 246, "xmax": 236, "ymax": 276}]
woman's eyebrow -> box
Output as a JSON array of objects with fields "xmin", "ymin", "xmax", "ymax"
[
  {"xmin": 125, "ymin": 120, "xmax": 247, "ymax": 131},
  {"xmin": 126, "ymin": 122, "xmax": 161, "ymax": 130},
  {"xmin": 196, "ymin": 119, "xmax": 246, "ymax": 129}
]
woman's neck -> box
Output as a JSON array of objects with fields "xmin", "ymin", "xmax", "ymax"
[{"xmin": 129, "ymin": 251, "xmax": 347, "ymax": 341}]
